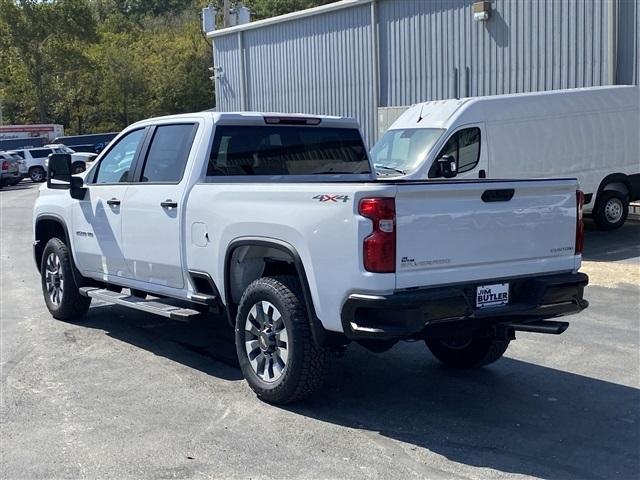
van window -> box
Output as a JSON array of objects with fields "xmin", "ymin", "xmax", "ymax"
[
  {"xmin": 207, "ymin": 126, "xmax": 370, "ymax": 176},
  {"xmin": 370, "ymin": 128, "xmax": 443, "ymax": 175},
  {"xmin": 430, "ymin": 127, "xmax": 481, "ymax": 177}
]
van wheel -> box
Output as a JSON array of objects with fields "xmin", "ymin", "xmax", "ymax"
[
  {"xmin": 72, "ymin": 162, "xmax": 86, "ymax": 174},
  {"xmin": 235, "ymin": 276, "xmax": 328, "ymax": 404},
  {"xmin": 593, "ymin": 190, "xmax": 628, "ymax": 230},
  {"xmin": 29, "ymin": 166, "xmax": 46, "ymax": 183},
  {"xmin": 426, "ymin": 335, "xmax": 510, "ymax": 368},
  {"xmin": 41, "ymin": 238, "xmax": 91, "ymax": 321}
]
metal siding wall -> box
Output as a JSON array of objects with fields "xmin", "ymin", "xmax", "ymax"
[
  {"xmin": 617, "ymin": 0, "xmax": 640, "ymax": 85},
  {"xmin": 378, "ymin": 0, "xmax": 614, "ymax": 107},
  {"xmin": 213, "ymin": 34, "xmax": 243, "ymax": 111},
  {"xmin": 214, "ymin": 5, "xmax": 375, "ymax": 146}
]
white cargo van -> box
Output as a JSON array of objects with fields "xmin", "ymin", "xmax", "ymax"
[{"xmin": 371, "ymin": 86, "xmax": 640, "ymax": 229}]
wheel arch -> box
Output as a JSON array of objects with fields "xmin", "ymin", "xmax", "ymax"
[
  {"xmin": 596, "ymin": 173, "xmax": 632, "ymax": 202},
  {"xmin": 34, "ymin": 215, "xmax": 80, "ymax": 274},
  {"xmin": 224, "ymin": 238, "xmax": 327, "ymax": 346}
]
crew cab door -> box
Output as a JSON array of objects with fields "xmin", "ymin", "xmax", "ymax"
[
  {"xmin": 120, "ymin": 123, "xmax": 198, "ymax": 289},
  {"xmin": 71, "ymin": 128, "xmax": 147, "ymax": 277}
]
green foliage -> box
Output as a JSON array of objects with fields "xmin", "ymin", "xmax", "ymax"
[
  {"xmin": 0, "ymin": 0, "xmax": 332, "ymax": 134},
  {"xmin": 243, "ymin": 0, "xmax": 337, "ymax": 20},
  {"xmin": 0, "ymin": 0, "xmax": 213, "ymax": 134}
]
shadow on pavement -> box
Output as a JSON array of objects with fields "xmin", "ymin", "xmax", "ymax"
[
  {"xmin": 74, "ymin": 303, "xmax": 243, "ymax": 381},
  {"xmin": 69, "ymin": 302, "xmax": 639, "ymax": 479},
  {"xmin": 291, "ymin": 344, "xmax": 640, "ymax": 480},
  {"xmin": 583, "ymin": 219, "xmax": 640, "ymax": 262},
  {"xmin": 0, "ymin": 183, "xmax": 39, "ymax": 192}
]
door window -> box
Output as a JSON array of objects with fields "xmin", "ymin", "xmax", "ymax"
[
  {"xmin": 93, "ymin": 129, "xmax": 145, "ymax": 184},
  {"xmin": 139, "ymin": 124, "xmax": 195, "ymax": 183},
  {"xmin": 430, "ymin": 127, "xmax": 481, "ymax": 177}
]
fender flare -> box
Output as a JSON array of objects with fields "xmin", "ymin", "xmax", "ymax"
[
  {"xmin": 224, "ymin": 237, "xmax": 327, "ymax": 346},
  {"xmin": 34, "ymin": 214, "xmax": 85, "ymax": 286}
]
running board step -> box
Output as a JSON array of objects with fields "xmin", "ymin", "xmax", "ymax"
[{"xmin": 80, "ymin": 287, "xmax": 201, "ymax": 321}]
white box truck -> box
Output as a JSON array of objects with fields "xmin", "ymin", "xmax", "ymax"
[{"xmin": 371, "ymin": 86, "xmax": 640, "ymax": 229}]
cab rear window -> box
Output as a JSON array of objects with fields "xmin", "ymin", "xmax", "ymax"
[{"xmin": 207, "ymin": 126, "xmax": 370, "ymax": 176}]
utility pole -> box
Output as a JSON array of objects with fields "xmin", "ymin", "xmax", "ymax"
[{"xmin": 223, "ymin": 0, "xmax": 230, "ymax": 28}]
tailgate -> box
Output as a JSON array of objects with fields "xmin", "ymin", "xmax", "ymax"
[{"xmin": 394, "ymin": 179, "xmax": 579, "ymax": 289}]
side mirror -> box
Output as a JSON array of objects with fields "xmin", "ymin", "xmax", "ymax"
[
  {"xmin": 47, "ymin": 153, "xmax": 86, "ymax": 199},
  {"xmin": 47, "ymin": 154, "xmax": 72, "ymax": 189},
  {"xmin": 70, "ymin": 176, "xmax": 86, "ymax": 200},
  {"xmin": 437, "ymin": 154, "xmax": 458, "ymax": 178}
]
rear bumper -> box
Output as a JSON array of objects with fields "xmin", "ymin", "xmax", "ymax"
[
  {"xmin": 340, "ymin": 272, "xmax": 589, "ymax": 341},
  {"xmin": 1, "ymin": 171, "xmax": 21, "ymax": 180}
]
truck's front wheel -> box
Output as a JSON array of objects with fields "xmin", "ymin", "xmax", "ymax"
[
  {"xmin": 40, "ymin": 238, "xmax": 91, "ymax": 321},
  {"xmin": 426, "ymin": 335, "xmax": 509, "ymax": 368},
  {"xmin": 235, "ymin": 276, "xmax": 328, "ymax": 404}
]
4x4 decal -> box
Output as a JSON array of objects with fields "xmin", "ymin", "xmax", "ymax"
[{"xmin": 313, "ymin": 194, "xmax": 350, "ymax": 203}]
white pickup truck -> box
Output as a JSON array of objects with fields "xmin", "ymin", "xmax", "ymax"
[{"xmin": 34, "ymin": 112, "xmax": 589, "ymax": 404}]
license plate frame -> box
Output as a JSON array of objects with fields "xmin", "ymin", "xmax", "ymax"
[{"xmin": 476, "ymin": 283, "xmax": 509, "ymax": 309}]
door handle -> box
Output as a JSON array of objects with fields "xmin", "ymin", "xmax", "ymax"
[
  {"xmin": 107, "ymin": 198, "xmax": 121, "ymax": 207},
  {"xmin": 481, "ymin": 189, "xmax": 515, "ymax": 202},
  {"xmin": 479, "ymin": 169, "xmax": 486, "ymax": 179},
  {"xmin": 160, "ymin": 200, "xmax": 178, "ymax": 209}
]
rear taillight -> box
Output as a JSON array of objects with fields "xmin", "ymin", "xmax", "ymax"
[
  {"xmin": 1, "ymin": 160, "xmax": 8, "ymax": 171},
  {"xmin": 575, "ymin": 190, "xmax": 585, "ymax": 254},
  {"xmin": 359, "ymin": 197, "xmax": 396, "ymax": 273}
]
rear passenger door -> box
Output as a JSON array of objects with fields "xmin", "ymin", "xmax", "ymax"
[{"xmin": 120, "ymin": 123, "xmax": 198, "ymax": 289}]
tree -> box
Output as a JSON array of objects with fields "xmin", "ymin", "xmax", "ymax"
[
  {"xmin": 243, "ymin": 0, "xmax": 337, "ymax": 20},
  {"xmin": 0, "ymin": 0, "xmax": 97, "ymax": 123}
]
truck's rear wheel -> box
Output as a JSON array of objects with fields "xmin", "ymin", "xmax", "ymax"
[
  {"xmin": 426, "ymin": 335, "xmax": 510, "ymax": 368},
  {"xmin": 593, "ymin": 190, "xmax": 628, "ymax": 230},
  {"xmin": 40, "ymin": 238, "xmax": 91, "ymax": 321},
  {"xmin": 235, "ymin": 276, "xmax": 328, "ymax": 404}
]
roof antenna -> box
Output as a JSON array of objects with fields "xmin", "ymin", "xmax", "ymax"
[{"xmin": 417, "ymin": 103, "xmax": 425, "ymax": 123}]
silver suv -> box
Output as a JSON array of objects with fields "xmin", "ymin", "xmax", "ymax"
[{"xmin": 0, "ymin": 151, "xmax": 23, "ymax": 188}]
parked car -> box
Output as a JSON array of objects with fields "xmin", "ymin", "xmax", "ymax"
[
  {"xmin": 34, "ymin": 112, "xmax": 588, "ymax": 403},
  {"xmin": 14, "ymin": 146, "xmax": 90, "ymax": 182},
  {"xmin": 52, "ymin": 132, "xmax": 119, "ymax": 154},
  {"xmin": 371, "ymin": 85, "xmax": 640, "ymax": 230},
  {"xmin": 43, "ymin": 144, "xmax": 98, "ymax": 172},
  {"xmin": 0, "ymin": 151, "xmax": 23, "ymax": 187}
]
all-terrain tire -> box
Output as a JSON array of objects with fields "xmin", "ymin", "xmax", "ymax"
[
  {"xmin": 235, "ymin": 275, "xmax": 328, "ymax": 404},
  {"xmin": 593, "ymin": 190, "xmax": 628, "ymax": 230},
  {"xmin": 426, "ymin": 336, "xmax": 510, "ymax": 369},
  {"xmin": 40, "ymin": 237, "xmax": 91, "ymax": 320}
]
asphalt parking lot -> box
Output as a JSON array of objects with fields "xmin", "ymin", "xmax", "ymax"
[{"xmin": 1, "ymin": 181, "xmax": 639, "ymax": 480}]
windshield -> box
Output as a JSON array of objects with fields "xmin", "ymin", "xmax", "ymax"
[{"xmin": 370, "ymin": 128, "xmax": 443, "ymax": 175}]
